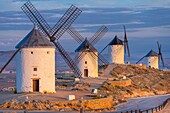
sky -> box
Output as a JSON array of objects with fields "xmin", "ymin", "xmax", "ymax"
[{"xmin": 0, "ymin": 0, "xmax": 170, "ymax": 65}]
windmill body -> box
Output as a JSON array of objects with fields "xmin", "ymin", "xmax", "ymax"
[
  {"xmin": 16, "ymin": 26, "xmax": 56, "ymax": 93},
  {"xmin": 108, "ymin": 36, "xmax": 124, "ymax": 64},
  {"xmin": 75, "ymin": 39, "xmax": 98, "ymax": 78},
  {"xmin": 146, "ymin": 50, "xmax": 159, "ymax": 69}
]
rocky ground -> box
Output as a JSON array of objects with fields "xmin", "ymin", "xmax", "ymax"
[
  {"xmin": 99, "ymin": 64, "xmax": 170, "ymax": 101},
  {"xmin": 1, "ymin": 64, "xmax": 170, "ymax": 112}
]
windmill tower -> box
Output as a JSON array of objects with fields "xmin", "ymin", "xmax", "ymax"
[
  {"xmin": 136, "ymin": 42, "xmax": 164, "ymax": 69},
  {"xmin": 67, "ymin": 26, "xmax": 108, "ymax": 78},
  {"xmin": 145, "ymin": 50, "xmax": 159, "ymax": 68},
  {"xmin": 75, "ymin": 39, "xmax": 98, "ymax": 77},
  {"xmin": 100, "ymin": 25, "xmax": 130, "ymax": 64},
  {"xmin": 108, "ymin": 35, "xmax": 124, "ymax": 64},
  {"xmin": 15, "ymin": 25, "xmax": 55, "ymax": 93},
  {"xmin": 21, "ymin": 1, "xmax": 82, "ymax": 78}
]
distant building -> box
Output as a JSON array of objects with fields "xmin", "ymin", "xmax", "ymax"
[
  {"xmin": 108, "ymin": 35, "xmax": 124, "ymax": 64},
  {"xmin": 145, "ymin": 50, "xmax": 159, "ymax": 69},
  {"xmin": 15, "ymin": 25, "xmax": 55, "ymax": 93},
  {"xmin": 75, "ymin": 39, "xmax": 98, "ymax": 78}
]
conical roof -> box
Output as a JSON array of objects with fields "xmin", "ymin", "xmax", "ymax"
[
  {"xmin": 109, "ymin": 35, "xmax": 123, "ymax": 45},
  {"xmin": 15, "ymin": 25, "xmax": 54, "ymax": 48},
  {"xmin": 145, "ymin": 50, "xmax": 158, "ymax": 57},
  {"xmin": 75, "ymin": 38, "xmax": 97, "ymax": 52}
]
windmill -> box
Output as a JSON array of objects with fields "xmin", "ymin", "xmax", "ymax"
[
  {"xmin": 100, "ymin": 25, "xmax": 130, "ymax": 64},
  {"xmin": 136, "ymin": 41, "xmax": 164, "ymax": 69},
  {"xmin": 67, "ymin": 26, "xmax": 108, "ymax": 77},
  {"xmin": 0, "ymin": 1, "xmax": 82, "ymax": 79},
  {"xmin": 16, "ymin": 25, "xmax": 56, "ymax": 93}
]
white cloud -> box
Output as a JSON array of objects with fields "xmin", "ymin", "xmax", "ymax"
[
  {"xmin": 0, "ymin": 17, "xmax": 27, "ymax": 20},
  {"xmin": 73, "ymin": 21, "xmax": 144, "ymax": 28},
  {"xmin": 124, "ymin": 25, "xmax": 170, "ymax": 38}
]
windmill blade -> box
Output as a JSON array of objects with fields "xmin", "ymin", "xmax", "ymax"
[
  {"xmin": 74, "ymin": 51, "xmax": 86, "ymax": 64},
  {"xmin": 51, "ymin": 5, "xmax": 82, "ymax": 40},
  {"xmin": 89, "ymin": 26, "xmax": 108, "ymax": 46},
  {"xmin": 100, "ymin": 44, "xmax": 108, "ymax": 54},
  {"xmin": 160, "ymin": 54, "xmax": 165, "ymax": 67},
  {"xmin": 87, "ymin": 41, "xmax": 109, "ymax": 65},
  {"xmin": 90, "ymin": 47, "xmax": 108, "ymax": 65},
  {"xmin": 53, "ymin": 41, "xmax": 82, "ymax": 78},
  {"xmin": 67, "ymin": 27, "xmax": 84, "ymax": 44},
  {"xmin": 22, "ymin": 1, "xmax": 82, "ymax": 78},
  {"xmin": 124, "ymin": 25, "xmax": 130, "ymax": 57},
  {"xmin": 157, "ymin": 41, "xmax": 161, "ymax": 55},
  {"xmin": 157, "ymin": 41, "xmax": 165, "ymax": 67},
  {"xmin": 0, "ymin": 48, "xmax": 21, "ymax": 74},
  {"xmin": 136, "ymin": 56, "xmax": 145, "ymax": 64},
  {"xmin": 21, "ymin": 1, "xmax": 51, "ymax": 37}
]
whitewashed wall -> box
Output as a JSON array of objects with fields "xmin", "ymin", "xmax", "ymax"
[
  {"xmin": 76, "ymin": 52, "xmax": 98, "ymax": 78},
  {"xmin": 147, "ymin": 56, "xmax": 158, "ymax": 69},
  {"xmin": 16, "ymin": 47, "xmax": 55, "ymax": 93},
  {"xmin": 108, "ymin": 45, "xmax": 124, "ymax": 64}
]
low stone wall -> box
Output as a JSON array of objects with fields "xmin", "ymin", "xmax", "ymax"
[
  {"xmin": 1, "ymin": 97, "xmax": 114, "ymax": 111},
  {"xmin": 108, "ymin": 79, "xmax": 131, "ymax": 87}
]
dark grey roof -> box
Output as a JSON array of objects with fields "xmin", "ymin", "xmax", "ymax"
[
  {"xmin": 75, "ymin": 38, "xmax": 97, "ymax": 52},
  {"xmin": 145, "ymin": 50, "xmax": 158, "ymax": 57},
  {"xmin": 109, "ymin": 35, "xmax": 123, "ymax": 45},
  {"xmin": 15, "ymin": 26, "xmax": 54, "ymax": 48}
]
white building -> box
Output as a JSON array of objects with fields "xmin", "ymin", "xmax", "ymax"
[
  {"xmin": 145, "ymin": 50, "xmax": 159, "ymax": 69},
  {"xmin": 108, "ymin": 35, "xmax": 124, "ymax": 64},
  {"xmin": 75, "ymin": 39, "xmax": 98, "ymax": 78},
  {"xmin": 15, "ymin": 25, "xmax": 56, "ymax": 93}
]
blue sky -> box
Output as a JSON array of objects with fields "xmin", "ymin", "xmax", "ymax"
[{"xmin": 0, "ymin": 0, "xmax": 170, "ymax": 60}]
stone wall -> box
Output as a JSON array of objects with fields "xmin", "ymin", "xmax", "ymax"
[
  {"xmin": 1, "ymin": 97, "xmax": 114, "ymax": 111},
  {"xmin": 107, "ymin": 79, "xmax": 131, "ymax": 87}
]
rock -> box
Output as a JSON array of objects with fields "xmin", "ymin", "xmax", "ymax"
[
  {"xmin": 74, "ymin": 78, "xmax": 80, "ymax": 82},
  {"xmin": 67, "ymin": 95, "xmax": 75, "ymax": 100},
  {"xmin": 52, "ymin": 105, "xmax": 59, "ymax": 111},
  {"xmin": 26, "ymin": 103, "xmax": 35, "ymax": 110},
  {"xmin": 3, "ymin": 101, "xmax": 10, "ymax": 108},
  {"xmin": 92, "ymin": 89, "xmax": 98, "ymax": 94}
]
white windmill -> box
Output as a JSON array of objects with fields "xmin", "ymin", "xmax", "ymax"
[
  {"xmin": 0, "ymin": 1, "xmax": 82, "ymax": 92},
  {"xmin": 15, "ymin": 25, "xmax": 56, "ymax": 93},
  {"xmin": 67, "ymin": 26, "xmax": 108, "ymax": 78},
  {"xmin": 136, "ymin": 42, "xmax": 164, "ymax": 69},
  {"xmin": 100, "ymin": 25, "xmax": 130, "ymax": 64}
]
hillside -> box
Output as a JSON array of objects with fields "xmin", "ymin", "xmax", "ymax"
[{"xmin": 99, "ymin": 64, "xmax": 170, "ymax": 101}]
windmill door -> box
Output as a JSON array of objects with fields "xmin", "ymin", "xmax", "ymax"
[
  {"xmin": 84, "ymin": 69, "xmax": 88, "ymax": 77},
  {"xmin": 33, "ymin": 79, "xmax": 39, "ymax": 92}
]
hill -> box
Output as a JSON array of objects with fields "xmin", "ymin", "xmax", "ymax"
[{"xmin": 99, "ymin": 64, "xmax": 170, "ymax": 102}]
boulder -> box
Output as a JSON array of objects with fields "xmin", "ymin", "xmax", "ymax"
[
  {"xmin": 67, "ymin": 95, "xmax": 75, "ymax": 100},
  {"xmin": 92, "ymin": 89, "xmax": 98, "ymax": 94}
]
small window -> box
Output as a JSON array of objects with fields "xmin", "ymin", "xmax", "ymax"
[
  {"xmin": 47, "ymin": 51, "xmax": 50, "ymax": 54},
  {"xmin": 31, "ymin": 52, "xmax": 33, "ymax": 54},
  {"xmin": 85, "ymin": 61, "xmax": 87, "ymax": 64},
  {"xmin": 33, "ymin": 68, "xmax": 37, "ymax": 71}
]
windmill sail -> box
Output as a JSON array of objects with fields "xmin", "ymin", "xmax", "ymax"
[
  {"xmin": 22, "ymin": 1, "xmax": 82, "ymax": 78},
  {"xmin": 68, "ymin": 26, "xmax": 109, "ymax": 65},
  {"xmin": 157, "ymin": 41, "xmax": 165, "ymax": 67},
  {"xmin": 124, "ymin": 25, "xmax": 130, "ymax": 57}
]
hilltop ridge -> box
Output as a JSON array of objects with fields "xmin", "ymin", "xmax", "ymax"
[{"xmin": 99, "ymin": 64, "xmax": 170, "ymax": 101}]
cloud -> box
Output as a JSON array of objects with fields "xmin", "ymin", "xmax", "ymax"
[
  {"xmin": 73, "ymin": 21, "xmax": 144, "ymax": 28},
  {"xmin": 50, "ymin": 14, "xmax": 63, "ymax": 18},
  {"xmin": 125, "ymin": 25, "xmax": 170, "ymax": 38},
  {"xmin": 0, "ymin": 17, "xmax": 27, "ymax": 20}
]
